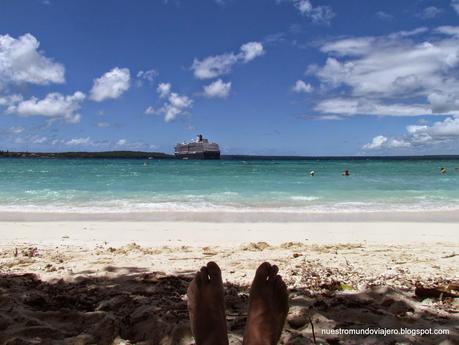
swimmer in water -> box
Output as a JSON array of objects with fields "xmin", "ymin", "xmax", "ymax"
[
  {"xmin": 440, "ymin": 167, "xmax": 447, "ymax": 174},
  {"xmin": 342, "ymin": 169, "xmax": 350, "ymax": 176},
  {"xmin": 310, "ymin": 170, "xmax": 315, "ymax": 176}
]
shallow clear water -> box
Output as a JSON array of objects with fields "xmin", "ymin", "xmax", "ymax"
[{"xmin": 0, "ymin": 158, "xmax": 458, "ymax": 213}]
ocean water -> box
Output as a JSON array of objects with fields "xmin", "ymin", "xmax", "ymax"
[{"xmin": 0, "ymin": 158, "xmax": 458, "ymax": 214}]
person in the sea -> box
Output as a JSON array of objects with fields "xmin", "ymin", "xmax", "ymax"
[
  {"xmin": 187, "ymin": 261, "xmax": 289, "ymax": 345},
  {"xmin": 310, "ymin": 170, "xmax": 315, "ymax": 176},
  {"xmin": 342, "ymin": 169, "xmax": 350, "ymax": 176},
  {"xmin": 440, "ymin": 167, "xmax": 447, "ymax": 174}
]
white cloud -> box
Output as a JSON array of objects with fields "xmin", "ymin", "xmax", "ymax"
[
  {"xmin": 9, "ymin": 126, "xmax": 24, "ymax": 134},
  {"xmin": 116, "ymin": 139, "xmax": 127, "ymax": 146},
  {"xmin": 363, "ymin": 117, "xmax": 459, "ymax": 151},
  {"xmin": 0, "ymin": 33, "xmax": 65, "ymax": 87},
  {"xmin": 315, "ymin": 98, "xmax": 431, "ymax": 117},
  {"xmin": 157, "ymin": 82, "xmax": 172, "ymax": 98},
  {"xmin": 6, "ymin": 91, "xmax": 85, "ymax": 123},
  {"xmin": 363, "ymin": 135, "xmax": 411, "ymax": 150},
  {"xmin": 452, "ymin": 0, "xmax": 459, "ymax": 14},
  {"xmin": 163, "ymin": 92, "xmax": 193, "ymax": 122},
  {"xmin": 203, "ymin": 79, "xmax": 231, "ymax": 98},
  {"xmin": 31, "ymin": 136, "xmax": 48, "ymax": 144},
  {"xmin": 145, "ymin": 83, "xmax": 193, "ymax": 122},
  {"xmin": 292, "ymin": 80, "xmax": 313, "ymax": 93},
  {"xmin": 376, "ymin": 11, "xmax": 393, "ymax": 21},
  {"xmin": 191, "ymin": 41, "xmax": 264, "ymax": 79},
  {"xmin": 0, "ymin": 94, "xmax": 23, "ymax": 107},
  {"xmin": 418, "ymin": 6, "xmax": 442, "ymax": 19},
  {"xmin": 287, "ymin": 0, "xmax": 335, "ymax": 25},
  {"xmin": 239, "ymin": 42, "xmax": 265, "ymax": 62},
  {"xmin": 311, "ymin": 27, "xmax": 459, "ymax": 117},
  {"xmin": 89, "ymin": 67, "xmax": 130, "ymax": 102},
  {"xmin": 97, "ymin": 122, "xmax": 110, "ymax": 128},
  {"xmin": 136, "ymin": 69, "xmax": 157, "ymax": 86},
  {"xmin": 144, "ymin": 106, "xmax": 158, "ymax": 115},
  {"xmin": 65, "ymin": 137, "xmax": 91, "ymax": 146}
]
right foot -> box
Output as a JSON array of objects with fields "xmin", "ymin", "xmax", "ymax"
[
  {"xmin": 187, "ymin": 261, "xmax": 229, "ymax": 345},
  {"xmin": 243, "ymin": 262, "xmax": 289, "ymax": 345}
]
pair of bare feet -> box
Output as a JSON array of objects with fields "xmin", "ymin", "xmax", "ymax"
[{"xmin": 187, "ymin": 262, "xmax": 289, "ymax": 345}]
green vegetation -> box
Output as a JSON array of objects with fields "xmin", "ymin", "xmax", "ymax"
[{"xmin": 0, "ymin": 150, "xmax": 174, "ymax": 159}]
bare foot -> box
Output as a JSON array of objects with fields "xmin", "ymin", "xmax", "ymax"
[
  {"xmin": 187, "ymin": 261, "xmax": 229, "ymax": 345},
  {"xmin": 243, "ymin": 262, "xmax": 289, "ymax": 345}
]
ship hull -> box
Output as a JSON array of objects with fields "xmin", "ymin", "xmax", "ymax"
[{"xmin": 175, "ymin": 151, "xmax": 220, "ymax": 160}]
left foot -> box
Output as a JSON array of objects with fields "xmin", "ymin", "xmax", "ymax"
[{"xmin": 187, "ymin": 261, "xmax": 229, "ymax": 345}]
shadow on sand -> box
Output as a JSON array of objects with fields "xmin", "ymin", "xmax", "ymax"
[{"xmin": 0, "ymin": 269, "xmax": 457, "ymax": 345}]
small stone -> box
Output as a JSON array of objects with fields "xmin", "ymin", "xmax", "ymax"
[{"xmin": 287, "ymin": 307, "xmax": 310, "ymax": 329}]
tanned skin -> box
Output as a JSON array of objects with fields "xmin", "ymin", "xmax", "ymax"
[{"xmin": 187, "ymin": 261, "xmax": 289, "ymax": 345}]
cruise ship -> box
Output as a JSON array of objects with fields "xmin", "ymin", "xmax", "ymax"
[{"xmin": 175, "ymin": 134, "xmax": 220, "ymax": 160}]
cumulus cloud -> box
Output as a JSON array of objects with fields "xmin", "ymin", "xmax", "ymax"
[
  {"xmin": 89, "ymin": 67, "xmax": 130, "ymax": 102},
  {"xmin": 191, "ymin": 41, "xmax": 264, "ymax": 79},
  {"xmin": 203, "ymin": 79, "xmax": 231, "ymax": 98},
  {"xmin": 157, "ymin": 83, "xmax": 172, "ymax": 98},
  {"xmin": 163, "ymin": 92, "xmax": 193, "ymax": 122},
  {"xmin": 145, "ymin": 83, "xmax": 193, "ymax": 122},
  {"xmin": 287, "ymin": 0, "xmax": 335, "ymax": 24},
  {"xmin": 116, "ymin": 139, "xmax": 127, "ymax": 146},
  {"xmin": 0, "ymin": 33, "xmax": 65, "ymax": 87},
  {"xmin": 239, "ymin": 42, "xmax": 264, "ymax": 62},
  {"xmin": 363, "ymin": 117, "xmax": 459, "ymax": 151},
  {"xmin": 292, "ymin": 80, "xmax": 313, "ymax": 93},
  {"xmin": 5, "ymin": 91, "xmax": 85, "ymax": 123},
  {"xmin": 310, "ymin": 27, "xmax": 459, "ymax": 117}
]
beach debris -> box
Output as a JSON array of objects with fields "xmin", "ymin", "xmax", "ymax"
[
  {"xmin": 415, "ymin": 284, "xmax": 459, "ymax": 300},
  {"xmin": 441, "ymin": 252, "xmax": 458, "ymax": 259},
  {"xmin": 240, "ymin": 242, "xmax": 271, "ymax": 251},
  {"xmin": 21, "ymin": 247, "xmax": 39, "ymax": 258}
]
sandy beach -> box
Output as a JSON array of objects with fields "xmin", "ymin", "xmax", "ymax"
[{"xmin": 0, "ymin": 221, "xmax": 458, "ymax": 344}]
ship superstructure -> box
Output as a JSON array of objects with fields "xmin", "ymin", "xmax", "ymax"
[{"xmin": 175, "ymin": 134, "xmax": 220, "ymax": 159}]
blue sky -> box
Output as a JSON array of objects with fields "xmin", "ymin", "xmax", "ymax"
[{"xmin": 1, "ymin": 0, "xmax": 459, "ymax": 155}]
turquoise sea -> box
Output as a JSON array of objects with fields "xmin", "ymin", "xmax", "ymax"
[{"xmin": 0, "ymin": 158, "xmax": 459, "ymax": 214}]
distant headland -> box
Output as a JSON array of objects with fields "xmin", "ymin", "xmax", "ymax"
[{"xmin": 0, "ymin": 150, "xmax": 173, "ymax": 159}]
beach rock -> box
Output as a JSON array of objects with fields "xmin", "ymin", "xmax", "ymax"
[{"xmin": 287, "ymin": 307, "xmax": 310, "ymax": 329}]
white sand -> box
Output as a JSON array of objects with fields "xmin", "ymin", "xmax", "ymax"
[
  {"xmin": 1, "ymin": 221, "xmax": 458, "ymax": 247},
  {"xmin": 0, "ymin": 221, "xmax": 458, "ymax": 344}
]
